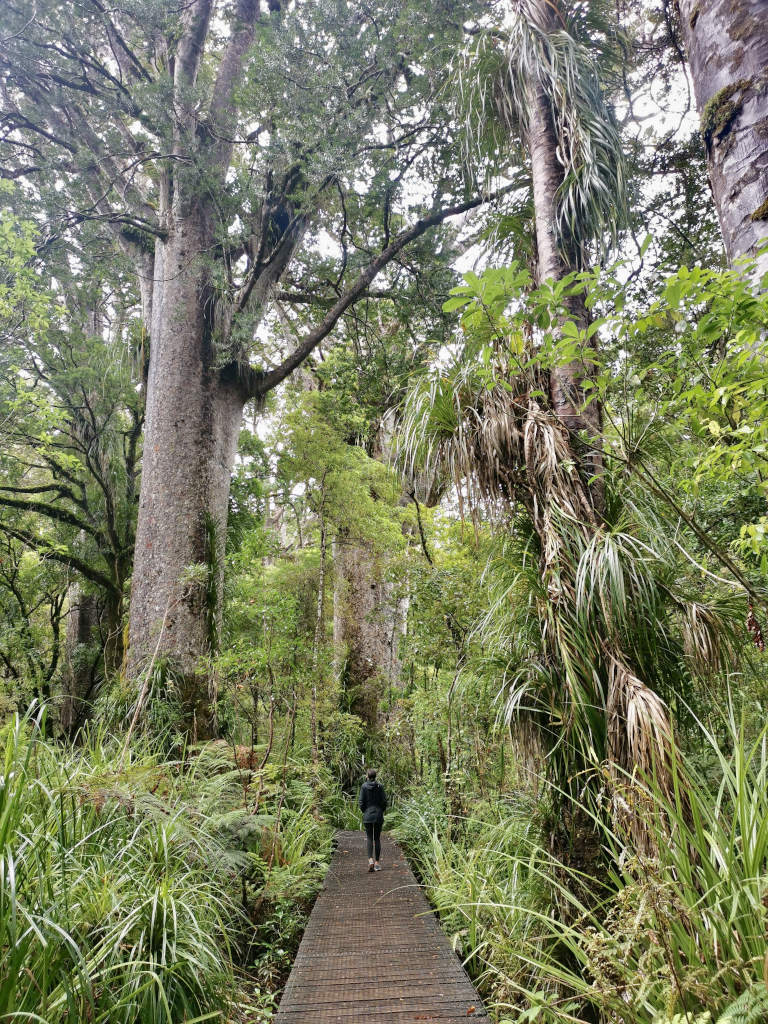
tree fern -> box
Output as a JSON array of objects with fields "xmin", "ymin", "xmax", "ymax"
[{"xmin": 717, "ymin": 986, "xmax": 768, "ymax": 1024}]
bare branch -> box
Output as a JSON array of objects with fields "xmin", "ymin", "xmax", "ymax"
[{"xmin": 253, "ymin": 186, "xmax": 515, "ymax": 396}]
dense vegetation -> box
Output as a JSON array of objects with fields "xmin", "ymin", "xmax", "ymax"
[{"xmin": 1, "ymin": 0, "xmax": 768, "ymax": 1021}]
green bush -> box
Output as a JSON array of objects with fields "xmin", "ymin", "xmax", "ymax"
[
  {"xmin": 394, "ymin": 715, "xmax": 768, "ymax": 1024},
  {"xmin": 1, "ymin": 710, "xmax": 335, "ymax": 1023},
  {"xmin": 0, "ymin": 710, "xmax": 237, "ymax": 1022}
]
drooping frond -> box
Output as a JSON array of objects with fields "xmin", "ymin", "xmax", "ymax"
[
  {"xmin": 397, "ymin": 355, "xmax": 528, "ymax": 513},
  {"xmin": 458, "ymin": 0, "xmax": 626, "ymax": 263}
]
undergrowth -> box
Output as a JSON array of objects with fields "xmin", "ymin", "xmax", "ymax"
[
  {"xmin": 393, "ymin": 715, "xmax": 768, "ymax": 1024},
  {"xmin": 0, "ymin": 708, "xmax": 335, "ymax": 1023}
]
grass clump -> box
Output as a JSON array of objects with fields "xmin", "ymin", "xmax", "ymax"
[
  {"xmin": 394, "ymin": 713, "xmax": 768, "ymax": 1024},
  {"xmin": 0, "ymin": 708, "xmax": 335, "ymax": 1023},
  {"xmin": 0, "ymin": 709, "xmax": 237, "ymax": 1022}
]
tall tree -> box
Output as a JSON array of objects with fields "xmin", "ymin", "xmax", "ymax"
[
  {"xmin": 0, "ymin": 265, "xmax": 142, "ymax": 682},
  {"xmin": 275, "ymin": 387, "xmax": 406, "ymax": 729},
  {"xmin": 403, "ymin": 0, "xmax": 680, "ymax": 836},
  {"xmin": 315, "ymin": 277, "xmax": 452, "ymax": 727},
  {"xmin": 676, "ymin": 0, "xmax": 768, "ymax": 275},
  {"xmin": 0, "ymin": 0, "xmax": 498, "ymax": 733}
]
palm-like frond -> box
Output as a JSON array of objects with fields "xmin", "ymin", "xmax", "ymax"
[
  {"xmin": 398, "ymin": 355, "xmax": 528, "ymax": 513},
  {"xmin": 458, "ymin": 0, "xmax": 627, "ymax": 264}
]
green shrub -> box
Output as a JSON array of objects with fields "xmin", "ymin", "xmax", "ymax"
[
  {"xmin": 1, "ymin": 709, "xmax": 335, "ymax": 1023},
  {"xmin": 1, "ymin": 710, "xmax": 238, "ymax": 1022},
  {"xmin": 394, "ymin": 715, "xmax": 768, "ymax": 1024}
]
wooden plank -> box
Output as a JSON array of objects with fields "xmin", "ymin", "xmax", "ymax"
[{"xmin": 275, "ymin": 830, "xmax": 487, "ymax": 1024}]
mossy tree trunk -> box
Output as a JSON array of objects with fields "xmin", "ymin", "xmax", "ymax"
[
  {"xmin": 677, "ymin": 0, "xmax": 768, "ymax": 276},
  {"xmin": 60, "ymin": 589, "xmax": 101, "ymax": 737},
  {"xmin": 333, "ymin": 533, "xmax": 403, "ymax": 728}
]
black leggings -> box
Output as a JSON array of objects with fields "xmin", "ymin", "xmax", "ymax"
[{"xmin": 364, "ymin": 821, "xmax": 382, "ymax": 860}]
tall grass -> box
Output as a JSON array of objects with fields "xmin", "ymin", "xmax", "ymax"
[
  {"xmin": 0, "ymin": 710, "xmax": 335, "ymax": 1023},
  {"xmin": 1, "ymin": 709, "xmax": 236, "ymax": 1022},
  {"xmin": 394, "ymin": 715, "xmax": 768, "ymax": 1024}
]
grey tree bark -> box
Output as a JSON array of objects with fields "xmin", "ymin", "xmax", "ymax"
[
  {"xmin": 127, "ymin": 224, "xmax": 249, "ymax": 734},
  {"xmin": 311, "ymin": 506, "xmax": 327, "ymax": 765},
  {"xmin": 0, "ymin": 0, "xmax": 511, "ymax": 738},
  {"xmin": 677, "ymin": 0, "xmax": 768, "ymax": 277},
  {"xmin": 60, "ymin": 589, "xmax": 100, "ymax": 737},
  {"xmin": 333, "ymin": 534, "xmax": 405, "ymax": 727}
]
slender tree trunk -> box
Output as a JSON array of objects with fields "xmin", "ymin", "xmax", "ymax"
[
  {"xmin": 311, "ymin": 511, "xmax": 327, "ymax": 765},
  {"xmin": 127, "ymin": 221, "xmax": 247, "ymax": 736},
  {"xmin": 677, "ymin": 0, "xmax": 768, "ymax": 277},
  {"xmin": 517, "ymin": 0, "xmax": 674, "ymax": 845},
  {"xmin": 101, "ymin": 590, "xmax": 124, "ymax": 679},
  {"xmin": 528, "ymin": 78, "xmax": 604, "ymax": 510},
  {"xmin": 60, "ymin": 589, "xmax": 100, "ymax": 737}
]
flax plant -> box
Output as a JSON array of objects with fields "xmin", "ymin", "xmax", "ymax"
[{"xmin": 394, "ymin": 714, "xmax": 768, "ymax": 1023}]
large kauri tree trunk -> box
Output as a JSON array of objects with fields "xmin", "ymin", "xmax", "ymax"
[
  {"xmin": 127, "ymin": 225, "xmax": 247, "ymax": 736},
  {"xmin": 333, "ymin": 533, "xmax": 404, "ymax": 727},
  {"xmin": 332, "ymin": 413, "xmax": 417, "ymax": 728},
  {"xmin": 677, "ymin": 0, "xmax": 768, "ymax": 276}
]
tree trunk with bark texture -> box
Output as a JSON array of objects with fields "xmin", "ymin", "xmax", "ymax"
[
  {"xmin": 127, "ymin": 220, "xmax": 248, "ymax": 736},
  {"xmin": 677, "ymin": 0, "xmax": 768, "ymax": 277},
  {"xmin": 528, "ymin": 78, "xmax": 603, "ymax": 511},
  {"xmin": 311, "ymin": 512, "xmax": 327, "ymax": 765},
  {"xmin": 60, "ymin": 589, "xmax": 100, "ymax": 737},
  {"xmin": 331, "ymin": 413, "xmax": 417, "ymax": 729},
  {"xmin": 333, "ymin": 534, "xmax": 404, "ymax": 727}
]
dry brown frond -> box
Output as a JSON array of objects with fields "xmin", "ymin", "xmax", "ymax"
[
  {"xmin": 606, "ymin": 654, "xmax": 676, "ymax": 852},
  {"xmin": 679, "ymin": 601, "xmax": 733, "ymax": 675}
]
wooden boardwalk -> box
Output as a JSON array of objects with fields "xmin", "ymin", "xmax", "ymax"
[{"xmin": 275, "ymin": 829, "xmax": 487, "ymax": 1024}]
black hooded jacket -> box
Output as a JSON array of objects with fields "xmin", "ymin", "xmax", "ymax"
[{"xmin": 358, "ymin": 779, "xmax": 388, "ymax": 825}]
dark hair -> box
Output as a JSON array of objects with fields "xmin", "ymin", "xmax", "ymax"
[{"xmin": 366, "ymin": 768, "xmax": 377, "ymax": 780}]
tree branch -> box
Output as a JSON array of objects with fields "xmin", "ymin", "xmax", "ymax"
[
  {"xmin": 253, "ymin": 186, "xmax": 514, "ymax": 396},
  {"xmin": 274, "ymin": 288, "xmax": 395, "ymax": 305},
  {"xmin": 0, "ymin": 494, "xmax": 95, "ymax": 535},
  {"xmin": 0, "ymin": 523, "xmax": 117, "ymax": 594},
  {"xmin": 174, "ymin": 0, "xmax": 214, "ymax": 91},
  {"xmin": 210, "ymin": 0, "xmax": 260, "ymax": 130},
  {"xmin": 410, "ymin": 491, "xmax": 434, "ymax": 566}
]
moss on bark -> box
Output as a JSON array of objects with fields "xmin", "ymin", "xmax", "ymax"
[{"xmin": 700, "ymin": 78, "xmax": 752, "ymax": 148}]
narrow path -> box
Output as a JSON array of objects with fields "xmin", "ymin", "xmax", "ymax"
[{"xmin": 275, "ymin": 829, "xmax": 487, "ymax": 1023}]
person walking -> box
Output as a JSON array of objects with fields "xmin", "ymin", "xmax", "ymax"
[{"xmin": 358, "ymin": 767, "xmax": 388, "ymax": 872}]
